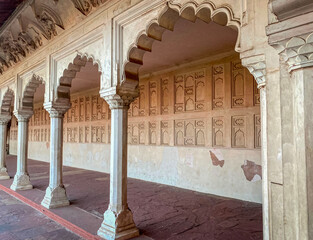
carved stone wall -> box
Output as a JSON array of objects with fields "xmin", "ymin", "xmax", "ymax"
[
  {"xmin": 9, "ymin": 89, "xmax": 111, "ymax": 145},
  {"xmin": 8, "ymin": 55, "xmax": 262, "ymax": 203},
  {"xmin": 127, "ymin": 56, "xmax": 260, "ymax": 149}
]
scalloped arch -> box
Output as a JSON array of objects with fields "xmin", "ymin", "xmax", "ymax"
[
  {"xmin": 56, "ymin": 53, "xmax": 102, "ymax": 100},
  {"xmin": 123, "ymin": 0, "xmax": 241, "ymax": 86},
  {"xmin": 21, "ymin": 74, "xmax": 45, "ymax": 111},
  {"xmin": 0, "ymin": 88, "xmax": 14, "ymax": 115}
]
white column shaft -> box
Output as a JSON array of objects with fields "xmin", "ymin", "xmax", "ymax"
[
  {"xmin": 110, "ymin": 107, "xmax": 128, "ymax": 212},
  {"xmin": 97, "ymin": 101, "xmax": 138, "ymax": 240},
  {"xmin": 293, "ymin": 67, "xmax": 313, "ymax": 239},
  {"xmin": 260, "ymin": 86, "xmax": 269, "ymax": 240},
  {"xmin": 17, "ymin": 120, "xmax": 28, "ymax": 175},
  {"xmin": 49, "ymin": 116, "xmax": 63, "ymax": 188},
  {"xmin": 10, "ymin": 116, "xmax": 32, "ymax": 191},
  {"xmin": 0, "ymin": 123, "xmax": 7, "ymax": 169},
  {"xmin": 41, "ymin": 107, "xmax": 69, "ymax": 209}
]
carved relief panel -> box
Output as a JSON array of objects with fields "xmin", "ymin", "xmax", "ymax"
[
  {"xmin": 161, "ymin": 78, "xmax": 169, "ymax": 115},
  {"xmin": 175, "ymin": 70, "xmax": 206, "ymax": 113},
  {"xmin": 213, "ymin": 117, "xmax": 224, "ymax": 147},
  {"xmin": 130, "ymin": 84, "xmax": 145, "ymax": 117},
  {"xmin": 149, "ymin": 81, "xmax": 157, "ymax": 116},
  {"xmin": 129, "ymin": 122, "xmax": 145, "ymax": 145},
  {"xmin": 213, "ymin": 64, "xmax": 224, "ymax": 109},
  {"xmin": 161, "ymin": 121, "xmax": 169, "ymax": 145},
  {"xmin": 174, "ymin": 75, "xmax": 184, "ymax": 113},
  {"xmin": 149, "ymin": 122, "xmax": 157, "ymax": 145},
  {"xmin": 91, "ymin": 96, "xmax": 98, "ymax": 121},
  {"xmin": 175, "ymin": 119, "xmax": 205, "ymax": 146},
  {"xmin": 232, "ymin": 61, "xmax": 245, "ymax": 107},
  {"xmin": 79, "ymin": 97, "xmax": 85, "ymax": 121},
  {"xmin": 85, "ymin": 97, "xmax": 91, "ymax": 121},
  {"xmin": 232, "ymin": 116, "xmax": 246, "ymax": 148}
]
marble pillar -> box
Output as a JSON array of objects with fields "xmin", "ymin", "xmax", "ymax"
[
  {"xmin": 97, "ymin": 98, "xmax": 139, "ymax": 240},
  {"xmin": 259, "ymin": 84, "xmax": 269, "ymax": 240},
  {"xmin": 41, "ymin": 102, "xmax": 70, "ymax": 209},
  {"xmin": 0, "ymin": 115, "xmax": 11, "ymax": 180},
  {"xmin": 291, "ymin": 66, "xmax": 313, "ymax": 239},
  {"xmin": 11, "ymin": 111, "xmax": 33, "ymax": 191}
]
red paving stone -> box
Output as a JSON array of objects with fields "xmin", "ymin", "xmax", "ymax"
[
  {"xmin": 0, "ymin": 190, "xmax": 82, "ymax": 240},
  {"xmin": 2, "ymin": 155, "xmax": 263, "ymax": 240}
]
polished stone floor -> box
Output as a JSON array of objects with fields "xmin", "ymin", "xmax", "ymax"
[{"xmin": 1, "ymin": 155, "xmax": 263, "ymax": 240}]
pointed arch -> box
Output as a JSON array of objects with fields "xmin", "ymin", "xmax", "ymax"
[
  {"xmin": 21, "ymin": 74, "xmax": 45, "ymax": 111},
  {"xmin": 0, "ymin": 88, "xmax": 14, "ymax": 115},
  {"xmin": 56, "ymin": 53, "xmax": 102, "ymax": 101},
  {"xmin": 123, "ymin": 1, "xmax": 241, "ymax": 85}
]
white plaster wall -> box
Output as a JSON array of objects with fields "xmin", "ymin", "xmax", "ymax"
[
  {"xmin": 9, "ymin": 139, "xmax": 261, "ymax": 203},
  {"xmin": 128, "ymin": 145, "xmax": 261, "ymax": 203}
]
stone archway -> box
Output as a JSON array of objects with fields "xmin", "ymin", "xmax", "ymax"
[
  {"xmin": 0, "ymin": 88, "xmax": 15, "ymax": 180},
  {"xmin": 122, "ymin": 1, "xmax": 241, "ymax": 86},
  {"xmin": 0, "ymin": 88, "xmax": 14, "ymax": 116},
  {"xmin": 56, "ymin": 53, "xmax": 102, "ymax": 101},
  {"xmin": 98, "ymin": 1, "xmax": 267, "ymax": 239},
  {"xmin": 21, "ymin": 74, "xmax": 45, "ymax": 112}
]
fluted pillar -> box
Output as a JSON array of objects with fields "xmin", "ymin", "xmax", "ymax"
[
  {"xmin": 0, "ymin": 115, "xmax": 11, "ymax": 180},
  {"xmin": 41, "ymin": 102, "xmax": 70, "ymax": 209},
  {"xmin": 97, "ymin": 96, "xmax": 139, "ymax": 240},
  {"xmin": 10, "ymin": 111, "xmax": 33, "ymax": 191}
]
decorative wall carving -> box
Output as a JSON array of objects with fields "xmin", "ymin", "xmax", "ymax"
[
  {"xmin": 175, "ymin": 70, "xmax": 206, "ymax": 113},
  {"xmin": 161, "ymin": 78, "xmax": 169, "ymax": 114},
  {"xmin": 149, "ymin": 122, "xmax": 157, "ymax": 145},
  {"xmin": 9, "ymin": 58, "xmax": 259, "ymax": 151},
  {"xmin": 0, "ymin": 3, "xmax": 68, "ymax": 74},
  {"xmin": 128, "ymin": 122, "xmax": 145, "ymax": 145},
  {"xmin": 232, "ymin": 61, "xmax": 245, "ymax": 107},
  {"xmin": 175, "ymin": 119, "xmax": 205, "ymax": 146},
  {"xmin": 149, "ymin": 81, "xmax": 157, "ymax": 115},
  {"xmin": 161, "ymin": 121, "xmax": 169, "ymax": 145},
  {"xmin": 232, "ymin": 116, "xmax": 246, "ymax": 148},
  {"xmin": 71, "ymin": 0, "xmax": 107, "ymax": 16},
  {"xmin": 213, "ymin": 117, "xmax": 224, "ymax": 147},
  {"xmin": 213, "ymin": 64, "xmax": 224, "ymax": 109}
]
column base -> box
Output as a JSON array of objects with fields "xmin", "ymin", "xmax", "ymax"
[
  {"xmin": 41, "ymin": 185, "xmax": 70, "ymax": 209},
  {"xmin": 97, "ymin": 207, "xmax": 139, "ymax": 240},
  {"xmin": 0, "ymin": 167, "xmax": 10, "ymax": 180},
  {"xmin": 10, "ymin": 173, "xmax": 32, "ymax": 191}
]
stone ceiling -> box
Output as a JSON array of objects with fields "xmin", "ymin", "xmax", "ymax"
[
  {"xmin": 0, "ymin": 0, "xmax": 107, "ymax": 75},
  {"xmin": 0, "ymin": 0, "xmax": 24, "ymax": 29}
]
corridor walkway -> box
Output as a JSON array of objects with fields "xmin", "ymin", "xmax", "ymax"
[
  {"xmin": 0, "ymin": 190, "xmax": 82, "ymax": 240},
  {"xmin": 1, "ymin": 155, "xmax": 262, "ymax": 240}
]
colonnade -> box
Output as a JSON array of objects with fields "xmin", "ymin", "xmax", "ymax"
[{"xmin": 0, "ymin": 93, "xmax": 139, "ymax": 239}]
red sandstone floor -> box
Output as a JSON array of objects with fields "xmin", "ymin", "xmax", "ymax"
[
  {"xmin": 0, "ymin": 190, "xmax": 82, "ymax": 240},
  {"xmin": 1, "ymin": 155, "xmax": 263, "ymax": 240}
]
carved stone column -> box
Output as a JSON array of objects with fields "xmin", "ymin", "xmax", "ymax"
[
  {"xmin": 10, "ymin": 110, "xmax": 33, "ymax": 191},
  {"xmin": 243, "ymin": 56, "xmax": 269, "ymax": 240},
  {"xmin": 97, "ymin": 94, "xmax": 139, "ymax": 240},
  {"xmin": 41, "ymin": 102, "xmax": 70, "ymax": 209},
  {"xmin": 274, "ymin": 33, "xmax": 313, "ymax": 240},
  {"xmin": 0, "ymin": 115, "xmax": 11, "ymax": 180}
]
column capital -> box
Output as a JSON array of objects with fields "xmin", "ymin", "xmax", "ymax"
[
  {"xmin": 100, "ymin": 86, "xmax": 139, "ymax": 110},
  {"xmin": 0, "ymin": 114, "xmax": 11, "ymax": 125},
  {"xmin": 271, "ymin": 32, "xmax": 313, "ymax": 71},
  {"xmin": 13, "ymin": 110, "xmax": 33, "ymax": 122},
  {"xmin": 44, "ymin": 101, "xmax": 71, "ymax": 118},
  {"xmin": 241, "ymin": 54, "xmax": 266, "ymax": 88}
]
